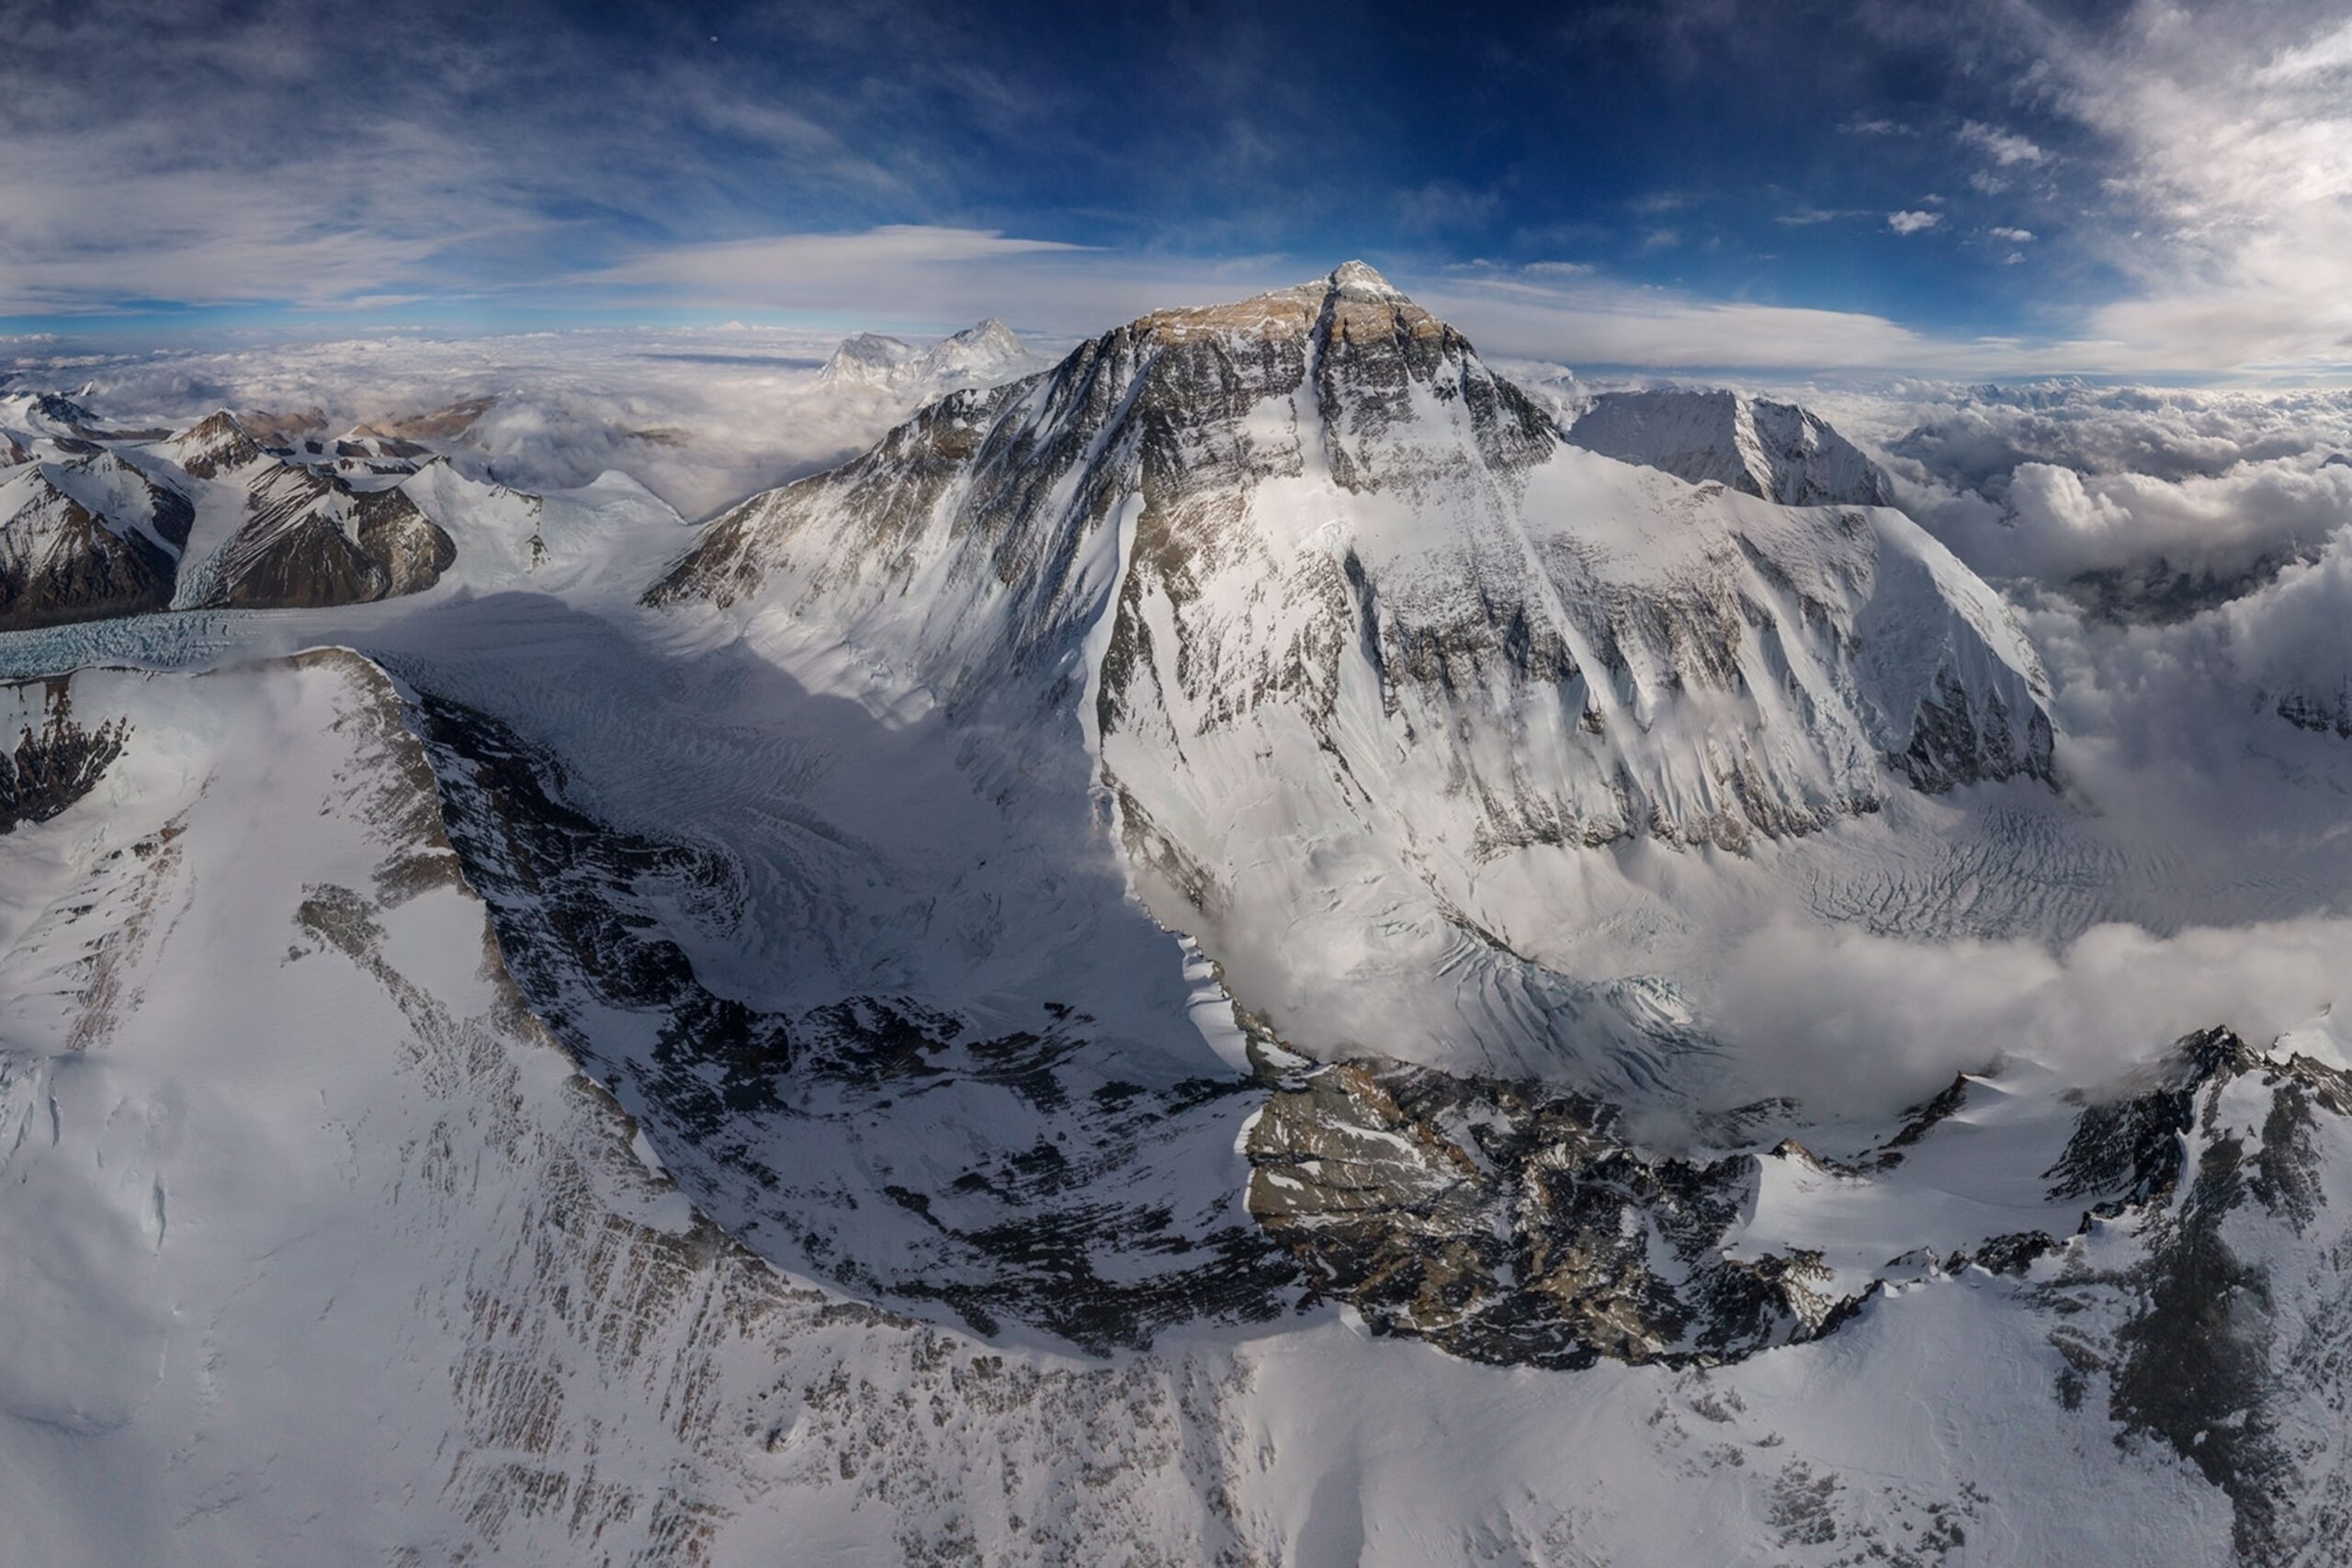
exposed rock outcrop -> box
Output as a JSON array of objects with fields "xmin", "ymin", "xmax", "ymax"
[
  {"xmin": 0, "ymin": 677, "xmax": 127, "ymax": 832},
  {"xmin": 1247, "ymin": 1061, "xmax": 1849, "ymax": 1369}
]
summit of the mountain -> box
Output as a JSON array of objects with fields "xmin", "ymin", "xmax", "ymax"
[
  {"xmin": 163, "ymin": 409, "xmax": 268, "ymax": 479},
  {"xmin": 1327, "ymin": 257, "xmax": 1408, "ymax": 299}
]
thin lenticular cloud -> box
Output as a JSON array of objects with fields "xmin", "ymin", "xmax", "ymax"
[{"xmin": 587, "ymin": 228, "xmax": 1092, "ymax": 295}]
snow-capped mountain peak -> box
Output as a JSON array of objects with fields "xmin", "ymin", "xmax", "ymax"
[
  {"xmin": 816, "ymin": 331, "xmax": 922, "ymax": 389},
  {"xmin": 919, "ymin": 316, "xmax": 1029, "ymax": 380},
  {"xmin": 649, "ymin": 265, "xmax": 2053, "ymax": 1089},
  {"xmin": 162, "ymin": 408, "xmax": 268, "ymax": 479},
  {"xmin": 816, "ymin": 319, "xmax": 1038, "ymax": 398},
  {"xmin": 1326, "ymin": 257, "xmax": 1407, "ymax": 300}
]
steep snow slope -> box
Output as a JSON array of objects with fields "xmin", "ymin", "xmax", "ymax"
[
  {"xmin": 649, "ymin": 263, "xmax": 2052, "ymax": 1087},
  {"xmin": 1567, "ymin": 387, "xmax": 1899, "ymax": 506}
]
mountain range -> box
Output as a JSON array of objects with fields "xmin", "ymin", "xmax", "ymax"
[{"xmin": 4, "ymin": 265, "xmax": 2350, "ymax": 1565}]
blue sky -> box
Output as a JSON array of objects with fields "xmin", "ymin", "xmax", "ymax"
[{"xmin": 6, "ymin": 0, "xmax": 2351, "ymax": 375}]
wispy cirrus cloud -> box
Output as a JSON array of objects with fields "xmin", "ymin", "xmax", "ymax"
[{"xmin": 587, "ymin": 228, "xmax": 1092, "ymax": 298}]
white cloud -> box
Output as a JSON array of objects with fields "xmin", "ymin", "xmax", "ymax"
[
  {"xmin": 588, "ymin": 227, "xmax": 1091, "ymax": 295},
  {"xmin": 1990, "ymin": 226, "xmax": 2036, "ymax": 243},
  {"xmin": 1887, "ymin": 209, "xmax": 1943, "ymax": 235},
  {"xmin": 39, "ymin": 323, "xmax": 1063, "ymax": 519},
  {"xmin": 1858, "ymin": 381, "xmax": 2352, "ymax": 610},
  {"xmin": 1420, "ymin": 270, "xmax": 2258, "ymax": 375},
  {"xmin": 1711, "ymin": 913, "xmax": 2352, "ymax": 1118},
  {"xmin": 2042, "ymin": 2, "xmax": 2352, "ymax": 372},
  {"xmin": 2256, "ymin": 16, "xmax": 2352, "ymax": 83},
  {"xmin": 1959, "ymin": 120, "xmax": 2051, "ymax": 166}
]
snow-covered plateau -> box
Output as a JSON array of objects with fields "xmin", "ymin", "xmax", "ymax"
[{"xmin": 7, "ymin": 266, "xmax": 2352, "ymax": 1564}]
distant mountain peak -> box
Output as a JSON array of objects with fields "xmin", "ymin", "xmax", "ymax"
[
  {"xmin": 819, "ymin": 321, "xmax": 1035, "ymax": 393},
  {"xmin": 164, "ymin": 408, "xmax": 269, "ymax": 479},
  {"xmin": 1566, "ymin": 386, "xmax": 1898, "ymax": 508}
]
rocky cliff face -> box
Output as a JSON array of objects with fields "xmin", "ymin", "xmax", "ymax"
[
  {"xmin": 406, "ymin": 689, "xmax": 1295, "ymax": 1353},
  {"xmin": 1247, "ymin": 1061, "xmax": 1849, "ymax": 1369},
  {"xmin": 1567, "ymin": 387, "xmax": 1898, "ymax": 507},
  {"xmin": 0, "ymin": 677, "xmax": 126, "ymax": 833},
  {"xmin": 2278, "ymin": 681, "xmax": 2352, "ymax": 739}
]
